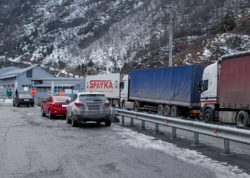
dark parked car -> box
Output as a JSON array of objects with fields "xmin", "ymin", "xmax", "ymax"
[
  {"xmin": 41, "ymin": 96, "xmax": 71, "ymax": 119},
  {"xmin": 13, "ymin": 94, "xmax": 34, "ymax": 107}
]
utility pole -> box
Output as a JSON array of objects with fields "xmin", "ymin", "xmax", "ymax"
[{"xmin": 169, "ymin": 2, "xmax": 174, "ymax": 67}]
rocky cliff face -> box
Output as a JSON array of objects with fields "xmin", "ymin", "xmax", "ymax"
[{"xmin": 0, "ymin": 0, "xmax": 249, "ymax": 77}]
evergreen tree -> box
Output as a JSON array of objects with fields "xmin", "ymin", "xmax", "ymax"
[
  {"xmin": 87, "ymin": 59, "xmax": 94, "ymax": 67},
  {"xmin": 222, "ymin": 12, "xmax": 236, "ymax": 32}
]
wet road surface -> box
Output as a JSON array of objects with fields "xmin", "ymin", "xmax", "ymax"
[{"xmin": 0, "ymin": 101, "xmax": 249, "ymax": 178}]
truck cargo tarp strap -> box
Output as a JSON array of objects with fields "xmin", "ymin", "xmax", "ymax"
[{"xmin": 129, "ymin": 65, "xmax": 205, "ymax": 104}]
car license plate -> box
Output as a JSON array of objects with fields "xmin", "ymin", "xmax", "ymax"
[
  {"xmin": 88, "ymin": 106, "xmax": 100, "ymax": 110},
  {"xmin": 192, "ymin": 110, "xmax": 200, "ymax": 114},
  {"xmin": 24, "ymin": 99, "xmax": 29, "ymax": 101},
  {"xmin": 62, "ymin": 105, "xmax": 67, "ymax": 107}
]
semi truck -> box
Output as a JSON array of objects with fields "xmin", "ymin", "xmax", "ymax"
[
  {"xmin": 199, "ymin": 51, "xmax": 250, "ymax": 128},
  {"xmin": 120, "ymin": 65, "xmax": 206, "ymax": 117},
  {"xmin": 85, "ymin": 73, "xmax": 121, "ymax": 107}
]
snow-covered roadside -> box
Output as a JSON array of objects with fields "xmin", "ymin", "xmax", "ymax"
[
  {"xmin": 0, "ymin": 99, "xmax": 13, "ymax": 103},
  {"xmin": 112, "ymin": 125, "xmax": 249, "ymax": 178}
]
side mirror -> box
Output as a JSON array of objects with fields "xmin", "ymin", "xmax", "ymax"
[
  {"xmin": 65, "ymin": 99, "xmax": 70, "ymax": 104},
  {"xmin": 198, "ymin": 82, "xmax": 202, "ymax": 93}
]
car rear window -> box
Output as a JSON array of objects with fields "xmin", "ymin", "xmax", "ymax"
[
  {"xmin": 19, "ymin": 94, "xmax": 32, "ymax": 98},
  {"xmin": 79, "ymin": 94, "xmax": 106, "ymax": 102},
  {"xmin": 53, "ymin": 97, "xmax": 71, "ymax": 102}
]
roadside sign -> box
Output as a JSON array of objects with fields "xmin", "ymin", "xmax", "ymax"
[
  {"xmin": 23, "ymin": 87, "xmax": 28, "ymax": 91},
  {"xmin": 60, "ymin": 91, "xmax": 65, "ymax": 96},
  {"xmin": 31, "ymin": 89, "xmax": 37, "ymax": 95}
]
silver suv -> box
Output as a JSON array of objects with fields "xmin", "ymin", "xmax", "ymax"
[{"xmin": 65, "ymin": 92, "xmax": 111, "ymax": 127}]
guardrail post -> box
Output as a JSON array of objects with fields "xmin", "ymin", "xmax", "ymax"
[
  {"xmin": 171, "ymin": 127, "xmax": 177, "ymax": 139},
  {"xmin": 122, "ymin": 116, "xmax": 124, "ymax": 125},
  {"xmin": 155, "ymin": 123, "xmax": 159, "ymax": 134},
  {"xmin": 193, "ymin": 132, "xmax": 199, "ymax": 146},
  {"xmin": 141, "ymin": 120, "xmax": 145, "ymax": 129},
  {"xmin": 130, "ymin": 118, "xmax": 134, "ymax": 126},
  {"xmin": 224, "ymin": 139, "xmax": 230, "ymax": 155}
]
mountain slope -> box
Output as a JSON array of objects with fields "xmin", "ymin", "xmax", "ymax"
[{"xmin": 0, "ymin": 0, "xmax": 250, "ymax": 76}]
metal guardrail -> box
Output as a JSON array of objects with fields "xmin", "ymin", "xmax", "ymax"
[{"xmin": 116, "ymin": 109, "xmax": 250, "ymax": 155}]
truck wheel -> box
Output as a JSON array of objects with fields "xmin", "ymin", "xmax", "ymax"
[
  {"xmin": 204, "ymin": 109, "xmax": 212, "ymax": 122},
  {"xmin": 237, "ymin": 111, "xmax": 249, "ymax": 128},
  {"xmin": 171, "ymin": 106, "xmax": 182, "ymax": 117},
  {"xmin": 134, "ymin": 101, "xmax": 140, "ymax": 112},
  {"xmin": 121, "ymin": 101, "xmax": 125, "ymax": 109},
  {"xmin": 164, "ymin": 105, "xmax": 171, "ymax": 116},
  {"xmin": 158, "ymin": 105, "xmax": 164, "ymax": 115}
]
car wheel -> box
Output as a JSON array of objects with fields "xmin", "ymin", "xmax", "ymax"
[
  {"xmin": 66, "ymin": 114, "xmax": 71, "ymax": 124},
  {"xmin": 13, "ymin": 102, "xmax": 15, "ymax": 107},
  {"xmin": 31, "ymin": 105, "xmax": 34, "ymax": 107},
  {"xmin": 27, "ymin": 105, "xmax": 29, "ymax": 107},
  {"xmin": 105, "ymin": 120, "xmax": 111, "ymax": 126},
  {"xmin": 17, "ymin": 103, "xmax": 20, "ymax": 107},
  {"xmin": 49, "ymin": 109, "xmax": 54, "ymax": 119},
  {"xmin": 97, "ymin": 121, "xmax": 101, "ymax": 124},
  {"xmin": 41, "ymin": 108, "xmax": 45, "ymax": 116},
  {"xmin": 71, "ymin": 114, "xmax": 77, "ymax": 127}
]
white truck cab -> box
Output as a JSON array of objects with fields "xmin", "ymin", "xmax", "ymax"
[
  {"xmin": 200, "ymin": 61, "xmax": 219, "ymax": 109},
  {"xmin": 120, "ymin": 75, "xmax": 129, "ymax": 108}
]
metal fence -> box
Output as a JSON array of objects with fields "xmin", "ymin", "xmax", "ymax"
[{"xmin": 116, "ymin": 109, "xmax": 250, "ymax": 155}]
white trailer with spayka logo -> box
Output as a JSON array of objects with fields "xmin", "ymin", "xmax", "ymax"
[{"xmin": 85, "ymin": 73, "xmax": 120, "ymax": 107}]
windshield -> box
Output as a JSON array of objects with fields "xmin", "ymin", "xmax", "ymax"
[
  {"xmin": 19, "ymin": 94, "xmax": 32, "ymax": 98},
  {"xmin": 79, "ymin": 94, "xmax": 106, "ymax": 102},
  {"xmin": 53, "ymin": 97, "xmax": 71, "ymax": 102}
]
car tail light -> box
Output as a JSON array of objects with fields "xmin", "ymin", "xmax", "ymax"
[
  {"xmin": 54, "ymin": 103, "xmax": 58, "ymax": 107},
  {"xmin": 104, "ymin": 102, "xmax": 111, "ymax": 107},
  {"xmin": 31, "ymin": 99, "xmax": 34, "ymax": 102},
  {"xmin": 75, "ymin": 102, "xmax": 84, "ymax": 107},
  {"xmin": 19, "ymin": 99, "xmax": 22, "ymax": 102}
]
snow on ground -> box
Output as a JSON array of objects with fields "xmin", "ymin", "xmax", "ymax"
[
  {"xmin": 0, "ymin": 99, "xmax": 13, "ymax": 103},
  {"xmin": 112, "ymin": 125, "xmax": 249, "ymax": 178}
]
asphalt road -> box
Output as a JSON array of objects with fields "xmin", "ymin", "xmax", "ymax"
[{"xmin": 0, "ymin": 100, "xmax": 249, "ymax": 178}]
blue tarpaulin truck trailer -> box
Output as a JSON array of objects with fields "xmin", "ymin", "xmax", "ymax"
[{"xmin": 120, "ymin": 65, "xmax": 206, "ymax": 117}]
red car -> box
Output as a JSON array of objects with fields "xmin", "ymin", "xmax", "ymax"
[{"xmin": 41, "ymin": 96, "xmax": 71, "ymax": 119}]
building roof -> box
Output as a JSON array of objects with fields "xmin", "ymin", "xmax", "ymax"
[
  {"xmin": 0, "ymin": 67, "xmax": 20, "ymax": 76},
  {"xmin": 31, "ymin": 77, "xmax": 85, "ymax": 81},
  {"xmin": 33, "ymin": 84, "xmax": 77, "ymax": 88},
  {"xmin": 0, "ymin": 65, "xmax": 38, "ymax": 80}
]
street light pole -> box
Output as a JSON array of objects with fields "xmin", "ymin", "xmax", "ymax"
[{"xmin": 169, "ymin": 2, "xmax": 174, "ymax": 67}]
